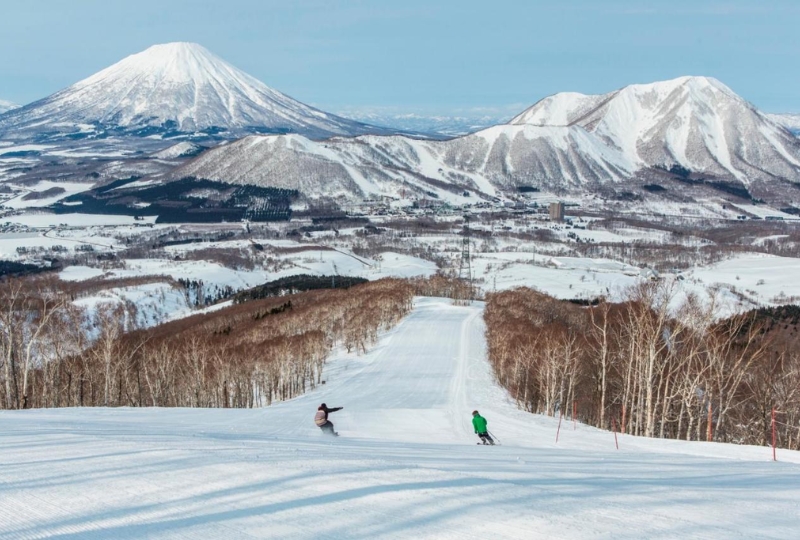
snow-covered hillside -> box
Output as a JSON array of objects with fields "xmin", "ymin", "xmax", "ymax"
[
  {"xmin": 169, "ymin": 133, "xmax": 499, "ymax": 201},
  {"xmin": 511, "ymin": 76, "xmax": 800, "ymax": 185},
  {"xmin": 768, "ymin": 112, "xmax": 800, "ymax": 134},
  {"xmin": 0, "ymin": 99, "xmax": 18, "ymax": 114},
  {"xmin": 170, "ymin": 123, "xmax": 635, "ymax": 199},
  {"xmin": 150, "ymin": 141, "xmax": 206, "ymax": 160},
  {"xmin": 170, "ymin": 76, "xmax": 800, "ymax": 200},
  {"xmin": 1, "ymin": 298, "xmax": 797, "ymax": 538},
  {"xmin": 0, "ymin": 43, "xmax": 387, "ymax": 141}
]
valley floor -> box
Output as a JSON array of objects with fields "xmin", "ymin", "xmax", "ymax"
[{"xmin": 1, "ymin": 298, "xmax": 798, "ymax": 539}]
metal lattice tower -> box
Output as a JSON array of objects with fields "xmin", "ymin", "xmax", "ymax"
[{"xmin": 458, "ymin": 214, "xmax": 472, "ymax": 284}]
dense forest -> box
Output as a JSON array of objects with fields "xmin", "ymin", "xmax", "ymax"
[
  {"xmin": 51, "ymin": 177, "xmax": 298, "ymax": 223},
  {"xmin": 233, "ymin": 274, "xmax": 369, "ymax": 303}
]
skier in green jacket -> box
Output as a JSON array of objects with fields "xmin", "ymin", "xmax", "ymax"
[{"xmin": 472, "ymin": 410, "xmax": 494, "ymax": 445}]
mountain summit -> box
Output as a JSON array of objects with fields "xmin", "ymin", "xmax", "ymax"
[
  {"xmin": 510, "ymin": 76, "xmax": 800, "ymax": 183},
  {"xmin": 0, "ymin": 42, "xmax": 383, "ymax": 140}
]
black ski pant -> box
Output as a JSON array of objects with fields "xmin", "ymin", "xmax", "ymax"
[
  {"xmin": 320, "ymin": 421, "xmax": 336, "ymax": 435},
  {"xmin": 478, "ymin": 432, "xmax": 494, "ymax": 444}
]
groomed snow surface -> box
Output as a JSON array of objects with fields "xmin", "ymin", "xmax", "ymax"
[{"xmin": 1, "ymin": 298, "xmax": 798, "ymax": 539}]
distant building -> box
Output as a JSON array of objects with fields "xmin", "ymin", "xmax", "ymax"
[
  {"xmin": 549, "ymin": 202, "xmax": 565, "ymax": 221},
  {"xmin": 640, "ymin": 268, "xmax": 660, "ymax": 281}
]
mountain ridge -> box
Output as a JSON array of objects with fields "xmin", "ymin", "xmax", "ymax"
[
  {"xmin": 168, "ymin": 122, "xmax": 638, "ymax": 201},
  {"xmin": 167, "ymin": 76, "xmax": 800, "ymax": 202},
  {"xmin": 508, "ymin": 76, "xmax": 800, "ymax": 184}
]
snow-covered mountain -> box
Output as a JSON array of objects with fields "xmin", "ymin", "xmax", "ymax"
[
  {"xmin": 171, "ymin": 76, "xmax": 800, "ymax": 201},
  {"xmin": 767, "ymin": 113, "xmax": 800, "ymax": 135},
  {"xmin": 510, "ymin": 76, "xmax": 800, "ymax": 185},
  {"xmin": 170, "ymin": 133, "xmax": 484, "ymax": 201},
  {"xmin": 0, "ymin": 100, "xmax": 19, "ymax": 114},
  {"xmin": 169, "ymin": 123, "xmax": 633, "ymax": 200},
  {"xmin": 0, "ymin": 42, "xmax": 388, "ymax": 141}
]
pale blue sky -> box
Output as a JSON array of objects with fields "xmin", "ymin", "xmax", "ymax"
[{"xmin": 1, "ymin": 0, "xmax": 798, "ymax": 114}]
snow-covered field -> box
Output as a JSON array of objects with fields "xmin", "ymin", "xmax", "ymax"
[
  {"xmin": 54, "ymin": 245, "xmax": 438, "ymax": 327},
  {"xmin": 729, "ymin": 204, "xmax": 797, "ymax": 220},
  {"xmin": 3, "ymin": 213, "xmax": 157, "ymax": 228},
  {"xmin": 686, "ymin": 253, "xmax": 800, "ymax": 304},
  {"xmin": 473, "ymin": 252, "xmax": 642, "ymax": 299},
  {"xmin": 1, "ymin": 298, "xmax": 797, "ymax": 539},
  {"xmin": 0, "ymin": 226, "xmax": 123, "ymax": 259},
  {"xmin": 1, "ymin": 207, "xmax": 799, "ymax": 322},
  {"xmin": 2, "ymin": 181, "xmax": 95, "ymax": 209}
]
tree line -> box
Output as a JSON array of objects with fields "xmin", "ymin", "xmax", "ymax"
[
  {"xmin": 0, "ymin": 277, "xmax": 414, "ymax": 410},
  {"xmin": 484, "ymin": 283, "xmax": 800, "ymax": 449}
]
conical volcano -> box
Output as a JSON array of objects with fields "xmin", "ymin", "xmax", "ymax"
[{"xmin": 0, "ymin": 42, "xmax": 384, "ymax": 140}]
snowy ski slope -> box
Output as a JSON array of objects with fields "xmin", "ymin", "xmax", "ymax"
[{"xmin": 1, "ymin": 298, "xmax": 799, "ymax": 538}]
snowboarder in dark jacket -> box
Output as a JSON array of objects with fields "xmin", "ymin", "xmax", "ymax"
[
  {"xmin": 315, "ymin": 403, "xmax": 343, "ymax": 435},
  {"xmin": 472, "ymin": 410, "xmax": 494, "ymax": 445}
]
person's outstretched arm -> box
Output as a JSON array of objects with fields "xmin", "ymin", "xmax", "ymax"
[{"xmin": 329, "ymin": 406, "xmax": 343, "ymax": 413}]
